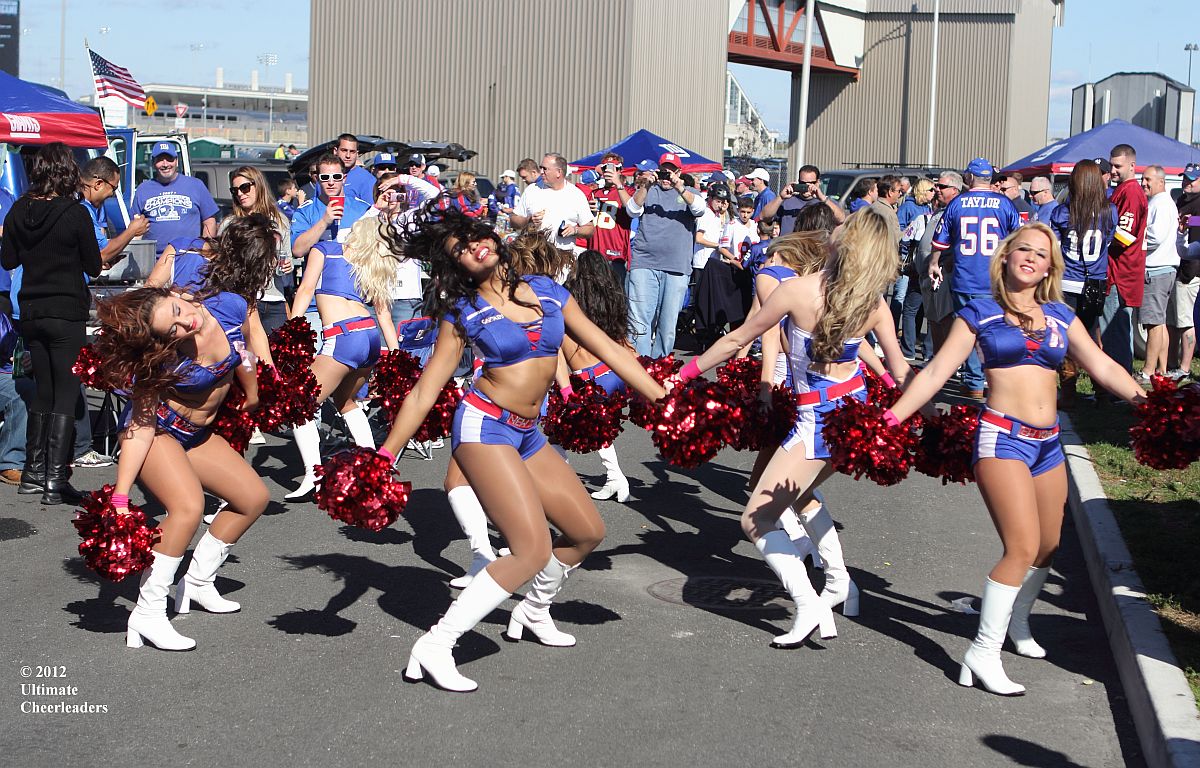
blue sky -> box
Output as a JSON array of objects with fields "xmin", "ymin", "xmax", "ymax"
[{"xmin": 18, "ymin": 1, "xmax": 1200, "ymax": 146}]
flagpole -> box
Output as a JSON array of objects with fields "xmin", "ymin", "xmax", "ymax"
[{"xmin": 84, "ymin": 38, "xmax": 108, "ymax": 127}]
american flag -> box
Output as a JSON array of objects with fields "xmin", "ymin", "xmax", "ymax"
[{"xmin": 89, "ymin": 49, "xmax": 146, "ymax": 109}]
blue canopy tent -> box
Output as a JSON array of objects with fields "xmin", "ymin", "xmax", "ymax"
[
  {"xmin": 1002, "ymin": 119, "xmax": 1200, "ymax": 177},
  {"xmin": 0, "ymin": 70, "xmax": 107, "ymax": 147},
  {"xmin": 571, "ymin": 129, "xmax": 722, "ymax": 173}
]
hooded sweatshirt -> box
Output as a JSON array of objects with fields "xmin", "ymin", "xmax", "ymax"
[{"xmin": 0, "ymin": 196, "xmax": 101, "ymax": 321}]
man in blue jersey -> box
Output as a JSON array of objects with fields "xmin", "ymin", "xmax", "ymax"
[
  {"xmin": 290, "ymin": 153, "xmax": 374, "ymax": 258},
  {"xmin": 334, "ymin": 134, "xmax": 378, "ymax": 204},
  {"xmin": 747, "ymin": 168, "xmax": 776, "ymax": 221},
  {"xmin": 1028, "ymin": 176, "xmax": 1058, "ymax": 224},
  {"xmin": 930, "ymin": 157, "xmax": 1021, "ymax": 398},
  {"xmin": 132, "ymin": 142, "xmax": 218, "ymax": 256}
]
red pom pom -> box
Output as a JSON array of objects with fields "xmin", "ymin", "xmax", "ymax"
[
  {"xmin": 369, "ymin": 349, "xmax": 462, "ymax": 441},
  {"xmin": 73, "ymin": 485, "xmax": 160, "ymax": 581},
  {"xmin": 541, "ymin": 380, "xmax": 627, "ymax": 453},
  {"xmin": 715, "ymin": 357, "xmax": 762, "ymax": 395},
  {"xmin": 649, "ymin": 379, "xmax": 739, "ymax": 468},
  {"xmin": 268, "ymin": 316, "xmax": 317, "ymax": 376},
  {"xmin": 821, "ymin": 397, "xmax": 918, "ymax": 486},
  {"xmin": 253, "ymin": 362, "xmax": 320, "ymax": 432},
  {"xmin": 72, "ymin": 343, "xmax": 110, "ymax": 391},
  {"xmin": 732, "ymin": 384, "xmax": 800, "ymax": 452},
  {"xmin": 863, "ymin": 368, "xmax": 900, "ymax": 409},
  {"xmin": 315, "ymin": 448, "xmax": 411, "ymax": 531},
  {"xmin": 1131, "ymin": 376, "xmax": 1200, "ymax": 470},
  {"xmin": 211, "ymin": 384, "xmax": 256, "ymax": 454},
  {"xmin": 628, "ymin": 354, "xmax": 683, "ymax": 429},
  {"xmin": 914, "ymin": 405, "xmax": 979, "ymax": 484}
]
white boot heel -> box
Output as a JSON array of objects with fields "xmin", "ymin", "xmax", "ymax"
[
  {"xmin": 958, "ymin": 664, "xmax": 975, "ymax": 687},
  {"xmin": 126, "ymin": 628, "xmax": 144, "ymax": 648},
  {"xmin": 838, "ymin": 581, "xmax": 861, "ymax": 617},
  {"xmin": 402, "ymin": 654, "xmax": 424, "ymax": 682},
  {"xmin": 504, "ymin": 612, "xmax": 525, "ymax": 642}
]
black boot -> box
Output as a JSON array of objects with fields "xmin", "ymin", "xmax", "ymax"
[
  {"xmin": 42, "ymin": 413, "xmax": 84, "ymax": 506},
  {"xmin": 17, "ymin": 411, "xmax": 50, "ymax": 495}
]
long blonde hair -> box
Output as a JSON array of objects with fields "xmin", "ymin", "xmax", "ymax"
[
  {"xmin": 989, "ymin": 222, "xmax": 1064, "ymax": 331},
  {"xmin": 767, "ymin": 230, "xmax": 829, "ymax": 277},
  {"xmin": 343, "ymin": 215, "xmax": 401, "ymax": 306},
  {"xmin": 811, "ymin": 207, "xmax": 898, "ymax": 361},
  {"xmin": 229, "ymin": 166, "xmax": 286, "ymax": 229}
]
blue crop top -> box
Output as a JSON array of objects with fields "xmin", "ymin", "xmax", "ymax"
[
  {"xmin": 169, "ymin": 241, "xmax": 208, "ymax": 294},
  {"xmin": 758, "ymin": 265, "xmax": 797, "ymax": 285},
  {"xmin": 312, "ymin": 242, "xmax": 365, "ymax": 303},
  {"xmin": 446, "ymin": 275, "xmax": 569, "ymax": 368},
  {"xmin": 958, "ymin": 297, "xmax": 1074, "ymax": 370},
  {"xmin": 172, "ymin": 291, "xmax": 248, "ymax": 394}
]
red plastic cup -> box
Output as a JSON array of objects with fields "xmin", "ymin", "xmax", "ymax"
[{"xmin": 328, "ymin": 195, "xmax": 345, "ymax": 218}]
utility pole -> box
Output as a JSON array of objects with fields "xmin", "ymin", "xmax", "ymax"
[
  {"xmin": 795, "ymin": 0, "xmax": 817, "ymax": 167},
  {"xmin": 926, "ymin": 0, "xmax": 941, "ymax": 167}
]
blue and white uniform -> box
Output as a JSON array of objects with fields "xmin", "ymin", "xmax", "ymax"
[
  {"xmin": 780, "ymin": 323, "xmax": 867, "ymax": 459},
  {"xmin": 312, "ymin": 241, "xmax": 381, "ymax": 370},
  {"xmin": 758, "ymin": 265, "xmax": 798, "ymax": 385},
  {"xmin": 958, "ymin": 297, "xmax": 1074, "ymax": 476},
  {"xmin": 120, "ymin": 292, "xmax": 248, "ymax": 450},
  {"xmin": 572, "ymin": 362, "xmax": 626, "ymax": 396},
  {"xmin": 448, "ymin": 275, "xmax": 569, "ymax": 459}
]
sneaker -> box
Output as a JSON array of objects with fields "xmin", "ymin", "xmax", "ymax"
[
  {"xmin": 1135, "ymin": 371, "xmax": 1152, "ymax": 385},
  {"xmin": 430, "ymin": 437, "xmax": 445, "ymax": 449},
  {"xmin": 1166, "ymin": 368, "xmax": 1191, "ymax": 380},
  {"xmin": 72, "ymin": 450, "xmax": 114, "ymax": 468},
  {"xmin": 249, "ymin": 427, "xmax": 266, "ymax": 445},
  {"xmin": 0, "ymin": 469, "xmax": 20, "ymax": 485}
]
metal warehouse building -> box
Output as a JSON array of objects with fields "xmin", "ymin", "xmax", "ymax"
[{"xmin": 309, "ymin": 0, "xmax": 1064, "ymax": 178}]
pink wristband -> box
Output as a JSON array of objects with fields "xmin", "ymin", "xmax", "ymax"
[
  {"xmin": 560, "ymin": 385, "xmax": 574, "ymax": 400},
  {"xmin": 110, "ymin": 493, "xmax": 129, "ymax": 507},
  {"xmin": 881, "ymin": 373, "xmax": 896, "ymax": 388},
  {"xmin": 377, "ymin": 447, "xmax": 396, "ymax": 464},
  {"xmin": 678, "ymin": 359, "xmax": 702, "ymax": 383},
  {"xmin": 882, "ymin": 410, "xmax": 900, "ymax": 428}
]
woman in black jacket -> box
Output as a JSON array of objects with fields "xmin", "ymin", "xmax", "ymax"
[{"xmin": 0, "ymin": 143, "xmax": 102, "ymax": 504}]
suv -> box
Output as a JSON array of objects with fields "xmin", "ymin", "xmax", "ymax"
[{"xmin": 818, "ymin": 166, "xmax": 952, "ymax": 208}]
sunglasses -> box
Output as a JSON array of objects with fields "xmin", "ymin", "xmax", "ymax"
[
  {"xmin": 934, "ymin": 183, "xmax": 955, "ymax": 190},
  {"xmin": 230, "ymin": 181, "xmax": 255, "ymax": 195},
  {"xmin": 317, "ymin": 173, "xmax": 345, "ymax": 182},
  {"xmin": 375, "ymin": 165, "xmax": 397, "ymax": 172}
]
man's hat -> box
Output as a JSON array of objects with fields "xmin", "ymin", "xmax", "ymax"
[
  {"xmin": 1183, "ymin": 163, "xmax": 1200, "ymax": 183},
  {"xmin": 707, "ymin": 184, "xmax": 731, "ymax": 202},
  {"xmin": 151, "ymin": 141, "xmax": 178, "ymax": 159},
  {"xmin": 580, "ymin": 170, "xmax": 600, "ymax": 185},
  {"xmin": 965, "ymin": 157, "xmax": 994, "ymax": 178},
  {"xmin": 372, "ymin": 152, "xmax": 397, "ymax": 168},
  {"xmin": 657, "ymin": 152, "xmax": 682, "ymax": 170},
  {"xmin": 405, "ymin": 153, "xmax": 426, "ymax": 167},
  {"xmin": 1092, "ymin": 157, "xmax": 1113, "ymax": 175},
  {"xmin": 636, "ymin": 159, "xmax": 659, "ymax": 173}
]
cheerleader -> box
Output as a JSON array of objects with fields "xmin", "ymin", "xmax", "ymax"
[
  {"xmin": 285, "ymin": 216, "xmax": 401, "ymax": 500},
  {"xmin": 676, "ymin": 209, "xmax": 914, "ymax": 647},
  {"xmin": 884, "ymin": 222, "xmax": 1144, "ymax": 695},
  {"xmin": 96, "ymin": 284, "xmax": 267, "ymax": 651},
  {"xmin": 376, "ymin": 205, "xmax": 665, "ymax": 692},
  {"xmin": 561, "ymin": 249, "xmax": 636, "ymax": 502}
]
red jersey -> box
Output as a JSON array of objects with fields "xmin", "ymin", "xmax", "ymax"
[
  {"xmin": 1107, "ymin": 178, "xmax": 1148, "ymax": 306},
  {"xmin": 587, "ymin": 185, "xmax": 634, "ymax": 264}
]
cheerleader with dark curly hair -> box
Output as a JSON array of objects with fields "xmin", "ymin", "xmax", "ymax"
[
  {"xmin": 375, "ymin": 204, "xmax": 665, "ymax": 692},
  {"xmin": 95, "ymin": 282, "xmax": 267, "ymax": 652}
]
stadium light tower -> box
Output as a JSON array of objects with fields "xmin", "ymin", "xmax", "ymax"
[
  {"xmin": 1186, "ymin": 43, "xmax": 1198, "ymax": 87},
  {"xmin": 257, "ymin": 53, "xmax": 278, "ymax": 143}
]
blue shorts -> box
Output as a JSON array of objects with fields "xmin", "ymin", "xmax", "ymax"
[
  {"xmin": 973, "ymin": 408, "xmax": 1063, "ymax": 476},
  {"xmin": 781, "ymin": 375, "xmax": 867, "ymax": 460},
  {"xmin": 573, "ymin": 362, "xmax": 627, "ymax": 396},
  {"xmin": 120, "ymin": 401, "xmax": 210, "ymax": 451},
  {"xmin": 452, "ymin": 389, "xmax": 547, "ymax": 460},
  {"xmin": 319, "ymin": 316, "xmax": 381, "ymax": 370}
]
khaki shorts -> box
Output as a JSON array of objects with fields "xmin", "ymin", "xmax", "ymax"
[{"xmin": 1169, "ymin": 277, "xmax": 1200, "ymax": 328}]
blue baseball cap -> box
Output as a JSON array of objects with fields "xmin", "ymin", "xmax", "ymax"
[
  {"xmin": 580, "ymin": 170, "xmax": 600, "ymax": 185},
  {"xmin": 636, "ymin": 159, "xmax": 659, "ymax": 173},
  {"xmin": 372, "ymin": 152, "xmax": 397, "ymax": 168},
  {"xmin": 965, "ymin": 157, "xmax": 994, "ymax": 178},
  {"xmin": 1184, "ymin": 163, "xmax": 1200, "ymax": 183},
  {"xmin": 151, "ymin": 141, "xmax": 178, "ymax": 159}
]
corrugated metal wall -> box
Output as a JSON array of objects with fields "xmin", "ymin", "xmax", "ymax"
[
  {"xmin": 310, "ymin": 0, "xmax": 727, "ymax": 179},
  {"xmin": 804, "ymin": 11, "xmax": 1015, "ymax": 171}
]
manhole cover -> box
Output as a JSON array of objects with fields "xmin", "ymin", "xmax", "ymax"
[
  {"xmin": 647, "ymin": 576, "xmax": 789, "ymax": 611},
  {"xmin": 0, "ymin": 518, "xmax": 37, "ymax": 542}
]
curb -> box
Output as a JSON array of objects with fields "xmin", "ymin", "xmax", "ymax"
[{"xmin": 1060, "ymin": 412, "xmax": 1200, "ymax": 768}]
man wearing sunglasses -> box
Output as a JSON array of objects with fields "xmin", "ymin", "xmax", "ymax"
[
  {"xmin": 131, "ymin": 141, "xmax": 218, "ymax": 256},
  {"xmin": 80, "ymin": 156, "xmax": 149, "ymax": 269},
  {"xmin": 290, "ymin": 153, "xmax": 373, "ymax": 260}
]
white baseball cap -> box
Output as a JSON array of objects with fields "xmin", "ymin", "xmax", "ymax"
[
  {"xmin": 501, "ymin": 169, "xmax": 516, "ymax": 179},
  {"xmin": 747, "ymin": 168, "xmax": 771, "ymax": 182},
  {"xmin": 427, "ymin": 165, "xmax": 441, "ymax": 176}
]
